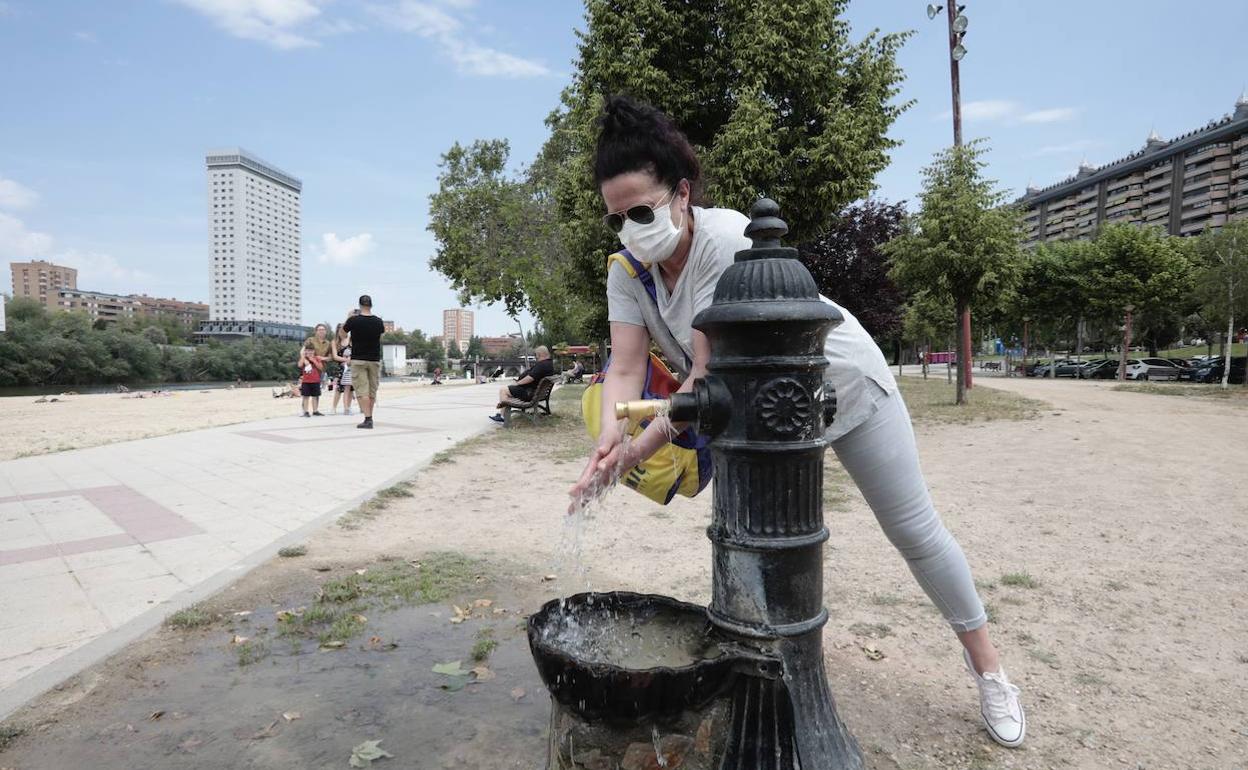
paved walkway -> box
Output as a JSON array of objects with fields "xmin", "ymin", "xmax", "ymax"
[{"xmin": 0, "ymin": 383, "xmax": 498, "ymax": 718}]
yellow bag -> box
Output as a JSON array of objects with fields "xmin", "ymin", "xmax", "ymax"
[{"xmin": 581, "ymin": 252, "xmax": 713, "ymax": 505}]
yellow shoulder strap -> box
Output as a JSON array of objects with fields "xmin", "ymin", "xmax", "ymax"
[{"xmin": 605, "ymin": 251, "xmax": 650, "ymax": 278}]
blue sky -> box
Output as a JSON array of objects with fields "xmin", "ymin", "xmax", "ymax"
[{"xmin": 2, "ymin": 0, "xmax": 1247, "ymax": 337}]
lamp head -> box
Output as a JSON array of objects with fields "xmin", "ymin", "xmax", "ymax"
[
  {"xmin": 926, "ymin": 3, "xmax": 942, "ymax": 19},
  {"xmin": 952, "ymin": 43, "xmax": 967, "ymax": 61}
]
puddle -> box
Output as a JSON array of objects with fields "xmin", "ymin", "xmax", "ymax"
[{"xmin": 0, "ymin": 580, "xmax": 550, "ymax": 769}]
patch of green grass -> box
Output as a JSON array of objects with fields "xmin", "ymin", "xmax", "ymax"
[
  {"xmin": 1015, "ymin": 631, "xmax": 1036, "ymax": 645},
  {"xmin": 236, "ymin": 638, "xmax": 270, "ymax": 667},
  {"xmin": 472, "ymin": 629, "xmax": 498, "ymax": 662},
  {"xmin": 1073, "ymin": 671, "xmax": 1107, "ymax": 688},
  {"xmin": 376, "ymin": 482, "xmax": 415, "ymax": 499},
  {"xmin": 1001, "ymin": 572, "xmax": 1040, "ymax": 589},
  {"xmin": 898, "ymin": 378, "xmax": 1046, "ymax": 424},
  {"xmin": 982, "ymin": 601, "xmax": 998, "ymax": 624},
  {"xmin": 868, "ymin": 593, "xmax": 903, "ymax": 606},
  {"xmin": 0, "ymin": 723, "xmax": 26, "ymax": 750},
  {"xmin": 848, "ymin": 622, "xmax": 893, "ymax": 639},
  {"xmin": 823, "ymin": 459, "xmax": 853, "ymax": 509},
  {"xmin": 1027, "ymin": 647, "xmax": 1059, "ymax": 667},
  {"xmin": 1112, "ymin": 383, "xmax": 1248, "ymax": 403},
  {"xmin": 280, "ymin": 553, "xmax": 485, "ymax": 647},
  {"xmin": 974, "ymin": 579, "xmax": 997, "ymax": 592},
  {"xmin": 999, "ymin": 595, "xmax": 1027, "ymax": 606},
  {"xmin": 278, "ymin": 544, "xmax": 308, "ymax": 558},
  {"xmin": 166, "ymin": 607, "xmax": 214, "ymax": 630},
  {"xmin": 338, "ymin": 480, "xmax": 418, "ymax": 530}
]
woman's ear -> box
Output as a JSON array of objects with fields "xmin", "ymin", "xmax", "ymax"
[{"xmin": 676, "ymin": 178, "xmax": 692, "ymax": 210}]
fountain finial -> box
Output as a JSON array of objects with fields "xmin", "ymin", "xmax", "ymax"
[{"xmin": 739, "ymin": 197, "xmax": 799, "ymax": 263}]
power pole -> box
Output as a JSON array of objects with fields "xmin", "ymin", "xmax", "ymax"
[{"xmin": 945, "ymin": 2, "xmax": 972, "ymax": 391}]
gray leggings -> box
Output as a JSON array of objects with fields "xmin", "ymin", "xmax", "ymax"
[{"xmin": 830, "ymin": 392, "xmax": 987, "ymax": 633}]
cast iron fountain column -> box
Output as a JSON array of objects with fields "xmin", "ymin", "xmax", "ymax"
[{"xmin": 668, "ymin": 197, "xmax": 863, "ymax": 768}]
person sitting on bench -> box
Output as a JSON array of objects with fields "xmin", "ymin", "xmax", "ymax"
[
  {"xmin": 564, "ymin": 359, "xmax": 585, "ymax": 383},
  {"xmin": 490, "ymin": 346, "xmax": 555, "ymax": 424}
]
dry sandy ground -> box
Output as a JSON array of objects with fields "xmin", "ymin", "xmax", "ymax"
[
  {"xmin": 3, "ymin": 379, "xmax": 1247, "ymax": 769},
  {"xmin": 0, "ymin": 381, "xmax": 466, "ymax": 461}
]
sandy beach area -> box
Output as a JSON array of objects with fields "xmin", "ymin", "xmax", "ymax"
[{"xmin": 0, "ymin": 381, "xmax": 468, "ymax": 461}]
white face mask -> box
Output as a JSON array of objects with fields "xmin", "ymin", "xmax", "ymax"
[{"xmin": 619, "ymin": 191, "xmax": 686, "ymax": 264}]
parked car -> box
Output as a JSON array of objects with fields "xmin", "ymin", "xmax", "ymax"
[
  {"xmin": 1125, "ymin": 357, "xmax": 1181, "ymax": 381},
  {"xmin": 1165, "ymin": 358, "xmax": 1195, "ymax": 380},
  {"xmin": 1192, "ymin": 356, "xmax": 1247, "ymax": 384},
  {"xmin": 1075, "ymin": 358, "xmax": 1109, "ymax": 378},
  {"xmin": 1082, "ymin": 359, "xmax": 1122, "ymax": 379},
  {"xmin": 1032, "ymin": 359, "xmax": 1082, "ymax": 378}
]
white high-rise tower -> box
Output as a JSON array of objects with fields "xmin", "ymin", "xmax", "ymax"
[{"xmin": 205, "ymin": 148, "xmax": 302, "ymax": 323}]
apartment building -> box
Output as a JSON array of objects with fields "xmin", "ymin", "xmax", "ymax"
[
  {"xmin": 52, "ymin": 290, "xmax": 208, "ymax": 327},
  {"xmin": 206, "ymin": 148, "xmax": 302, "ymax": 324},
  {"xmin": 10, "ymin": 260, "xmax": 78, "ymax": 309},
  {"xmin": 1019, "ymin": 94, "xmax": 1248, "ymax": 245},
  {"xmin": 442, "ymin": 308, "xmax": 474, "ymax": 353}
]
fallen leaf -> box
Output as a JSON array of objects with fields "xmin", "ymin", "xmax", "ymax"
[
  {"xmin": 541, "ymin": 574, "xmax": 557, "ymax": 582},
  {"xmin": 862, "ymin": 644, "xmax": 886, "ymax": 661},
  {"xmin": 470, "ymin": 666, "xmax": 495, "ymax": 682},
  {"xmin": 695, "ymin": 717, "xmax": 713, "ymax": 754},
  {"xmin": 431, "ymin": 660, "xmax": 468, "ymax": 676},
  {"xmin": 321, "ymin": 640, "xmax": 346, "ymax": 650},
  {"xmin": 472, "ymin": 599, "xmax": 493, "ymax": 608},
  {"xmin": 312, "ymin": 565, "xmax": 331, "ymax": 572},
  {"xmin": 282, "ymin": 711, "xmax": 301, "ymax": 722},
  {"xmin": 232, "ymin": 611, "xmax": 252, "ymax": 618},
  {"xmin": 231, "ymin": 635, "xmax": 249, "ymax": 645},
  {"xmin": 251, "ymin": 719, "xmax": 280, "ymax": 740},
  {"xmin": 449, "ymin": 605, "xmax": 471, "ymax": 624},
  {"xmin": 354, "ymin": 568, "xmax": 367, "ymax": 576},
  {"xmin": 440, "ymin": 674, "xmax": 471, "ymax": 692},
  {"xmin": 492, "ymin": 608, "xmax": 505, "ymax": 615},
  {"xmin": 510, "ymin": 687, "xmax": 526, "ymax": 702},
  {"xmin": 352, "ymin": 614, "xmax": 368, "ymax": 624},
  {"xmin": 147, "ymin": 710, "xmax": 165, "ymax": 721},
  {"xmin": 349, "ymin": 739, "xmax": 394, "ymax": 767}
]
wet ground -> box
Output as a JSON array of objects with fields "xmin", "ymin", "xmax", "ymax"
[{"xmin": 0, "ymin": 559, "xmax": 552, "ymax": 769}]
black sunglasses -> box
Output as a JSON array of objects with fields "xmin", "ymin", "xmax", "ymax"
[{"xmin": 602, "ymin": 187, "xmax": 677, "ymax": 233}]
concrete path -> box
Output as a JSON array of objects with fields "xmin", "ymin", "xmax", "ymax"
[{"xmin": 0, "ymin": 383, "xmax": 499, "ymax": 718}]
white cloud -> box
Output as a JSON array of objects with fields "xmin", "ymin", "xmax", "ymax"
[
  {"xmin": 1029, "ymin": 140, "xmax": 1096, "ymax": 157},
  {"xmin": 0, "ymin": 212, "xmax": 53, "ymax": 258},
  {"xmin": 370, "ymin": 0, "xmax": 549, "ymax": 78},
  {"xmin": 73, "ymin": 30, "xmax": 97, "ymax": 42},
  {"xmin": 937, "ymin": 100, "xmax": 1078, "ymax": 125},
  {"xmin": 55, "ymin": 249, "xmax": 153, "ymax": 285},
  {"xmin": 1020, "ymin": 107, "xmax": 1078, "ymax": 124},
  {"xmin": 318, "ymin": 232, "xmax": 376, "ymax": 266},
  {"xmin": 173, "ymin": 0, "xmax": 324, "ymax": 50},
  {"xmin": 0, "ymin": 175, "xmax": 38, "ymax": 209}
]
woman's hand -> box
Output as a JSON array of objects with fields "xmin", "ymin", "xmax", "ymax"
[{"xmin": 567, "ymin": 427, "xmax": 637, "ymax": 513}]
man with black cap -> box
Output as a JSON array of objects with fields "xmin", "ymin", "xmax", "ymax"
[{"xmin": 343, "ymin": 295, "xmax": 385, "ymax": 429}]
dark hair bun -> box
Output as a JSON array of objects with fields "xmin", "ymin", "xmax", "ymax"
[{"xmin": 594, "ymin": 95, "xmax": 701, "ymax": 194}]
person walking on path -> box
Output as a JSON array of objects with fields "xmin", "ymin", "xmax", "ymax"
[
  {"xmin": 330, "ymin": 323, "xmax": 355, "ymax": 416},
  {"xmin": 298, "ymin": 341, "xmax": 325, "ymax": 417},
  {"xmin": 343, "ymin": 295, "xmax": 385, "ymax": 430},
  {"xmin": 489, "ymin": 346, "xmax": 555, "ymax": 423},
  {"xmin": 568, "ymin": 96, "xmax": 1025, "ymax": 748}
]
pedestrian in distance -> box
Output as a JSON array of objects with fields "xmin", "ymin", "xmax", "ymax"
[
  {"xmin": 569, "ymin": 95, "xmax": 1026, "ymax": 749},
  {"xmin": 343, "ymin": 295, "xmax": 385, "ymax": 430},
  {"xmin": 330, "ymin": 323, "xmax": 354, "ymax": 416},
  {"xmin": 298, "ymin": 341, "xmax": 325, "ymax": 417}
]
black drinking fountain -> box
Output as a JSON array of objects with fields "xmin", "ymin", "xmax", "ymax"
[{"xmin": 528, "ymin": 199, "xmax": 863, "ymax": 769}]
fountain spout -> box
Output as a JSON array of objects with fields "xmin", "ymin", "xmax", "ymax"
[{"xmin": 614, "ymin": 376, "xmax": 733, "ymax": 437}]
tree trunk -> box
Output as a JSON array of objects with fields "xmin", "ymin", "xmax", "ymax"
[
  {"xmin": 955, "ymin": 302, "xmax": 967, "ymax": 404},
  {"xmin": 1223, "ymin": 312, "xmax": 1234, "ymax": 390}
]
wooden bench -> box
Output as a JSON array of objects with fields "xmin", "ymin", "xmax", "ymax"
[{"xmin": 497, "ymin": 376, "xmax": 558, "ymax": 426}]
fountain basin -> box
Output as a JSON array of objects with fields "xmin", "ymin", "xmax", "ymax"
[{"xmin": 528, "ymin": 592, "xmax": 765, "ymax": 723}]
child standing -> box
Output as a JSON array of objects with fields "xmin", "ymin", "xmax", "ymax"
[{"xmin": 299, "ymin": 341, "xmax": 325, "ymax": 417}]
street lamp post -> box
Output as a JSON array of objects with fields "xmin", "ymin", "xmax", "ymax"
[
  {"xmin": 928, "ymin": 3, "xmax": 974, "ymax": 392},
  {"xmin": 1022, "ymin": 316, "xmax": 1030, "ymax": 377},
  {"xmin": 1118, "ymin": 304, "xmax": 1135, "ymax": 381}
]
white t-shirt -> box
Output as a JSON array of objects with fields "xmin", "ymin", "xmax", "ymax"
[{"xmin": 606, "ymin": 206, "xmax": 897, "ymax": 441}]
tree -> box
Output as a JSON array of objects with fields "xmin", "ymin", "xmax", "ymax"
[
  {"xmin": 1081, "ymin": 224, "xmax": 1193, "ymax": 359},
  {"xmin": 465, "ymin": 336, "xmax": 485, "ymax": 359},
  {"xmin": 884, "ymin": 141, "xmax": 1023, "ymax": 404},
  {"xmin": 798, "ymin": 200, "xmax": 909, "ymax": 345},
  {"xmin": 142, "ymin": 325, "xmax": 168, "ymax": 346},
  {"xmin": 1010, "ymin": 240, "xmax": 1089, "ymax": 374},
  {"xmin": 427, "ymin": 140, "xmax": 592, "ymax": 340},
  {"xmin": 427, "ymin": 0, "xmax": 910, "ymax": 341},
  {"xmin": 1190, "ymin": 220, "xmax": 1248, "ymax": 386}
]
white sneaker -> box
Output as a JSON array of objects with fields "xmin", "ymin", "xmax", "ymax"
[
  {"xmin": 964, "ymin": 649, "xmax": 1026, "ymax": 747},
  {"xmin": 344, "ymin": 408, "xmax": 353, "ymax": 416}
]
